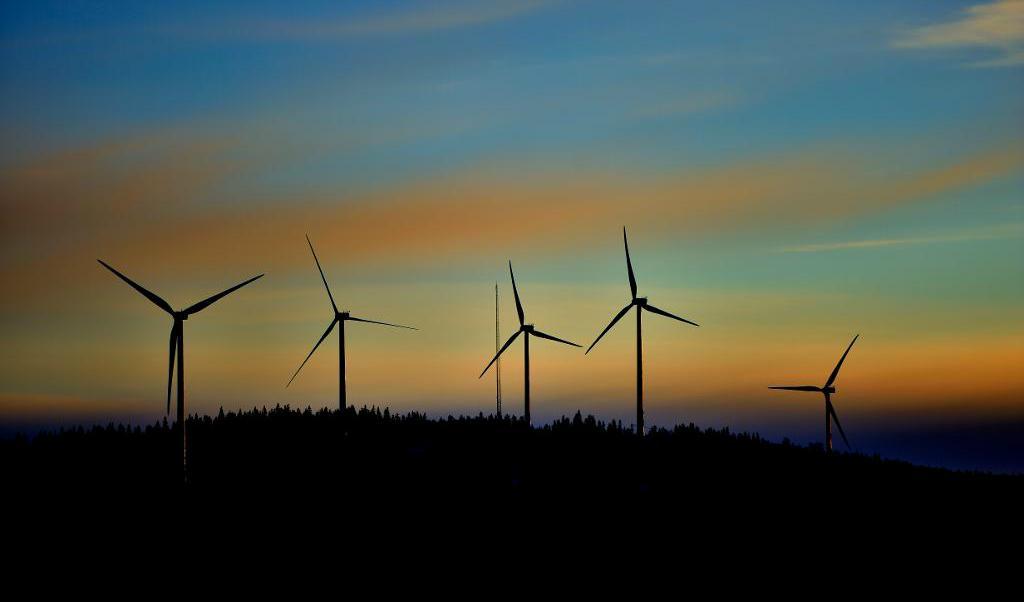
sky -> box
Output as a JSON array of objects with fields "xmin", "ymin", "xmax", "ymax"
[{"xmin": 1, "ymin": 0, "xmax": 1022, "ymax": 471}]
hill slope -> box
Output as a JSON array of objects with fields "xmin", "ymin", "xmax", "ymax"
[{"xmin": 5, "ymin": 406, "xmax": 1020, "ymax": 509}]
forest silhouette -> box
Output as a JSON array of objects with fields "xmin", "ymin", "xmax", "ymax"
[{"xmin": 5, "ymin": 405, "xmax": 1020, "ymax": 516}]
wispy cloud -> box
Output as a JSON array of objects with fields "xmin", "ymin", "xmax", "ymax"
[
  {"xmin": 778, "ymin": 223, "xmax": 1024, "ymax": 253},
  {"xmin": 632, "ymin": 91, "xmax": 740, "ymax": 120},
  {"xmin": 2, "ymin": 0, "xmax": 557, "ymax": 48},
  {"xmin": 182, "ymin": 0, "xmax": 556, "ymax": 42},
  {"xmin": 894, "ymin": 0, "xmax": 1024, "ymax": 67}
]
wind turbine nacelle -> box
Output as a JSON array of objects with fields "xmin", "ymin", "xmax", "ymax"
[
  {"xmin": 822, "ymin": 386, "xmax": 836, "ymax": 394},
  {"xmin": 635, "ymin": 297, "xmax": 648, "ymax": 307},
  {"xmin": 522, "ymin": 324, "xmax": 535, "ymax": 333},
  {"xmin": 338, "ymin": 311, "xmax": 350, "ymax": 319},
  {"xmin": 175, "ymin": 311, "xmax": 188, "ymax": 320}
]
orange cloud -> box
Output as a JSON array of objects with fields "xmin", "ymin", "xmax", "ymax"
[
  {"xmin": 89, "ymin": 141, "xmax": 1024, "ymax": 266},
  {"xmin": 0, "ymin": 128, "xmax": 244, "ymax": 236},
  {"xmin": 2, "ymin": 130, "xmax": 1021, "ymax": 315},
  {"xmin": 875, "ymin": 144, "xmax": 1024, "ymax": 204}
]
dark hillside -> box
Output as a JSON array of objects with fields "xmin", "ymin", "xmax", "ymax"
[{"xmin": 4, "ymin": 405, "xmax": 1021, "ymax": 533}]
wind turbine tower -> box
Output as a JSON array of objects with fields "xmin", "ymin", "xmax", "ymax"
[
  {"xmin": 769, "ymin": 335, "xmax": 859, "ymax": 452},
  {"xmin": 98, "ymin": 260, "xmax": 263, "ymax": 480},
  {"xmin": 287, "ymin": 235, "xmax": 417, "ymax": 411},
  {"xmin": 586, "ymin": 228, "xmax": 699, "ymax": 436},
  {"xmin": 480, "ymin": 261, "xmax": 580, "ymax": 424}
]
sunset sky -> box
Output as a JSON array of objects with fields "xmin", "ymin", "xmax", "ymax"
[{"xmin": 1, "ymin": 1, "xmax": 1022, "ymax": 470}]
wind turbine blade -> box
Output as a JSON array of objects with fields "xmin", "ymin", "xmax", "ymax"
[
  {"xmin": 623, "ymin": 227, "xmax": 637, "ymax": 300},
  {"xmin": 166, "ymin": 323, "xmax": 178, "ymax": 415},
  {"xmin": 306, "ymin": 234, "xmax": 338, "ymax": 314},
  {"xmin": 824, "ymin": 334, "xmax": 859, "ymax": 388},
  {"xmin": 480, "ymin": 330, "xmax": 521, "ymax": 378},
  {"xmin": 347, "ymin": 316, "xmax": 418, "ymax": 330},
  {"xmin": 286, "ymin": 318, "xmax": 338, "ymax": 387},
  {"xmin": 532, "ymin": 329, "xmax": 581, "ymax": 348},
  {"xmin": 508, "ymin": 261, "xmax": 525, "ymax": 327},
  {"xmin": 586, "ymin": 303, "xmax": 633, "ymax": 354},
  {"xmin": 827, "ymin": 398, "xmax": 851, "ymax": 449},
  {"xmin": 183, "ymin": 274, "xmax": 264, "ymax": 315},
  {"xmin": 643, "ymin": 303, "xmax": 699, "ymax": 327},
  {"xmin": 768, "ymin": 386, "xmax": 822, "ymax": 392},
  {"xmin": 97, "ymin": 260, "xmax": 174, "ymax": 315}
]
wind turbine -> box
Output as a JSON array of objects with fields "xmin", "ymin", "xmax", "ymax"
[
  {"xmin": 769, "ymin": 335, "xmax": 859, "ymax": 452},
  {"xmin": 479, "ymin": 261, "xmax": 580, "ymax": 424},
  {"xmin": 287, "ymin": 235, "xmax": 416, "ymax": 411},
  {"xmin": 97, "ymin": 260, "xmax": 263, "ymax": 478},
  {"xmin": 586, "ymin": 228, "xmax": 699, "ymax": 436}
]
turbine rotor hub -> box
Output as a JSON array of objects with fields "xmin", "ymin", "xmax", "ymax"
[
  {"xmin": 338, "ymin": 311, "xmax": 350, "ymax": 320},
  {"xmin": 823, "ymin": 386, "xmax": 836, "ymax": 394},
  {"xmin": 635, "ymin": 297, "xmax": 648, "ymax": 307},
  {"xmin": 522, "ymin": 324, "xmax": 535, "ymax": 332}
]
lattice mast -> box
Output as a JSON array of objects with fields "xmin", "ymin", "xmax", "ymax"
[{"xmin": 495, "ymin": 282, "xmax": 502, "ymax": 417}]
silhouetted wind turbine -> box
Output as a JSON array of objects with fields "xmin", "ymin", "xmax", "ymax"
[
  {"xmin": 586, "ymin": 228, "xmax": 699, "ymax": 436},
  {"xmin": 769, "ymin": 335, "xmax": 859, "ymax": 452},
  {"xmin": 97, "ymin": 260, "xmax": 263, "ymax": 478},
  {"xmin": 287, "ymin": 235, "xmax": 416, "ymax": 411},
  {"xmin": 480, "ymin": 261, "xmax": 580, "ymax": 424}
]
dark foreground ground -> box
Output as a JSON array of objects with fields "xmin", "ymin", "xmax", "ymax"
[
  {"xmin": 4, "ymin": 405, "xmax": 1021, "ymax": 522},
  {"xmin": 5, "ymin": 411, "xmax": 1023, "ymax": 575}
]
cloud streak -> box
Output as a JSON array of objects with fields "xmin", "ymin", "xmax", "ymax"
[
  {"xmin": 180, "ymin": 0, "xmax": 556, "ymax": 42},
  {"xmin": 2, "ymin": 0, "xmax": 557, "ymax": 49},
  {"xmin": 778, "ymin": 223, "xmax": 1024, "ymax": 253},
  {"xmin": 631, "ymin": 91, "xmax": 740, "ymax": 120},
  {"xmin": 894, "ymin": 0, "xmax": 1024, "ymax": 67}
]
